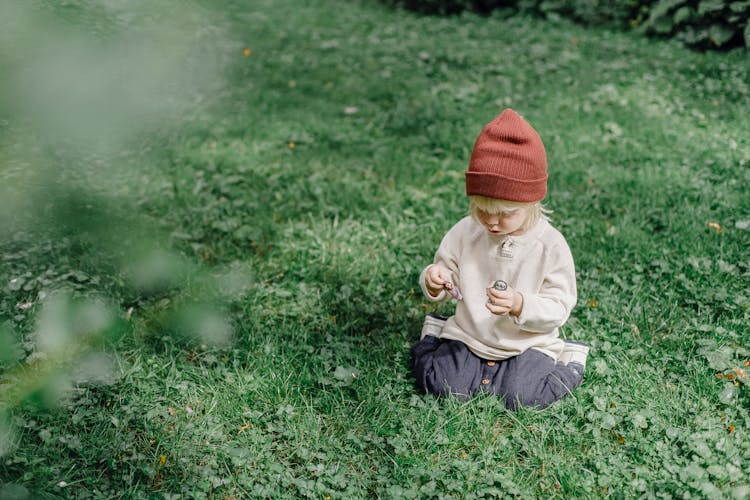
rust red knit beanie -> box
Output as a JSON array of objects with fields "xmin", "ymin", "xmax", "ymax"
[{"xmin": 465, "ymin": 109, "xmax": 548, "ymax": 202}]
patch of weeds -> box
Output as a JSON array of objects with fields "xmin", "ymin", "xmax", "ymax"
[{"xmin": 2, "ymin": 0, "xmax": 750, "ymax": 497}]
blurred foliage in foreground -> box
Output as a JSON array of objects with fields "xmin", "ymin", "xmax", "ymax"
[
  {"xmin": 0, "ymin": 0, "xmax": 249, "ymax": 451},
  {"xmin": 381, "ymin": 0, "xmax": 750, "ymax": 50}
]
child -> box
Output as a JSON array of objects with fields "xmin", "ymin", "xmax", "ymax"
[{"xmin": 411, "ymin": 109, "xmax": 589, "ymax": 410}]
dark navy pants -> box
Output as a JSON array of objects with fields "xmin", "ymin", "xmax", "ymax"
[{"xmin": 411, "ymin": 335, "xmax": 584, "ymax": 410}]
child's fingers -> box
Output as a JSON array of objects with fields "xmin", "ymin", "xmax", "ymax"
[
  {"xmin": 486, "ymin": 287, "xmax": 515, "ymax": 315},
  {"xmin": 426, "ymin": 274, "xmax": 443, "ymax": 289},
  {"xmin": 485, "ymin": 300, "xmax": 511, "ymax": 315},
  {"xmin": 428, "ymin": 265, "xmax": 448, "ymax": 285},
  {"xmin": 486, "ymin": 293, "xmax": 513, "ymax": 308},
  {"xmin": 486, "ymin": 287, "xmax": 514, "ymax": 300},
  {"xmin": 425, "ymin": 266, "xmax": 449, "ymax": 296}
]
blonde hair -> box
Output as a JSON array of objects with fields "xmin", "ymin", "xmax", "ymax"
[{"xmin": 469, "ymin": 195, "xmax": 551, "ymax": 233}]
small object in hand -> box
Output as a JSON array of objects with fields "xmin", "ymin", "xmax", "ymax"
[
  {"xmin": 492, "ymin": 280, "xmax": 508, "ymax": 291},
  {"xmin": 445, "ymin": 282, "xmax": 463, "ymax": 300}
]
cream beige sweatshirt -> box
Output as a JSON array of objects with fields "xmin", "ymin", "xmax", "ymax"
[{"xmin": 419, "ymin": 216, "xmax": 577, "ymax": 361}]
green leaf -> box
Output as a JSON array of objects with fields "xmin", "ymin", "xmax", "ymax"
[
  {"xmin": 170, "ymin": 231, "xmax": 193, "ymax": 240},
  {"xmin": 699, "ymin": 482, "xmax": 722, "ymax": 497},
  {"xmin": 7, "ymin": 277, "xmax": 24, "ymax": 291},
  {"xmin": 643, "ymin": 0, "xmax": 686, "ymax": 34},
  {"xmin": 698, "ymin": 0, "xmax": 727, "ymax": 14},
  {"xmin": 631, "ymin": 413, "xmax": 648, "ymax": 429},
  {"xmin": 682, "ymin": 463, "xmax": 708, "ymax": 481},
  {"xmin": 673, "ymin": 6, "xmax": 693, "ymax": 24},
  {"xmin": 699, "ymin": 344, "xmax": 734, "ymax": 370},
  {"xmin": 708, "ymin": 23, "xmax": 735, "ymax": 46},
  {"xmin": 652, "ymin": 14, "xmax": 677, "ymax": 34},
  {"xmin": 730, "ymin": 1, "xmax": 750, "ymax": 12},
  {"xmin": 744, "ymin": 21, "xmax": 750, "ymax": 46},
  {"xmin": 601, "ymin": 413, "xmax": 617, "ymax": 430},
  {"xmin": 654, "ymin": 0, "xmax": 689, "ymax": 16},
  {"xmin": 333, "ymin": 365, "xmax": 358, "ymax": 385},
  {"xmin": 592, "ymin": 359, "xmax": 608, "ymax": 376},
  {"xmin": 707, "ymin": 464, "xmax": 729, "ymax": 480},
  {"xmin": 234, "ymin": 225, "xmax": 261, "ymax": 241},
  {"xmin": 594, "ymin": 396, "xmax": 607, "ymax": 411},
  {"xmin": 212, "ymin": 218, "xmax": 239, "ymax": 233},
  {"xmin": 681, "ymin": 26, "xmax": 709, "ymax": 44},
  {"xmin": 718, "ymin": 383, "xmax": 738, "ymax": 405}
]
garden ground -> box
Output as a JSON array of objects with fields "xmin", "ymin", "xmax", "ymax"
[{"xmin": 1, "ymin": 0, "xmax": 750, "ymax": 497}]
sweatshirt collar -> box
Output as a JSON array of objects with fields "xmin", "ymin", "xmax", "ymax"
[{"xmin": 485, "ymin": 218, "xmax": 548, "ymax": 247}]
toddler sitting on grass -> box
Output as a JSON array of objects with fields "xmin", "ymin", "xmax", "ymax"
[{"xmin": 411, "ymin": 109, "xmax": 589, "ymax": 409}]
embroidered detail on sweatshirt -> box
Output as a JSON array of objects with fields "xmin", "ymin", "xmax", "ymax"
[{"xmin": 499, "ymin": 239, "xmax": 515, "ymax": 259}]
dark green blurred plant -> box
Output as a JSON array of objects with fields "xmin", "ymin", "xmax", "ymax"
[
  {"xmin": 639, "ymin": 0, "xmax": 750, "ymax": 49},
  {"xmin": 381, "ymin": 0, "xmax": 750, "ymax": 50},
  {"xmin": 0, "ymin": 0, "xmax": 245, "ymax": 457},
  {"xmin": 517, "ymin": 0, "xmax": 644, "ymax": 27}
]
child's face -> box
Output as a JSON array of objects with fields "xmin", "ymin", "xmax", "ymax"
[{"xmin": 475, "ymin": 207, "xmax": 528, "ymax": 236}]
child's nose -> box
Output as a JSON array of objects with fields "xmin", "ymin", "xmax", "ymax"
[{"xmin": 486, "ymin": 214, "xmax": 501, "ymax": 225}]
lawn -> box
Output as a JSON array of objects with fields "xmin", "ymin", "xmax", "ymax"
[{"xmin": 1, "ymin": 0, "xmax": 750, "ymax": 497}]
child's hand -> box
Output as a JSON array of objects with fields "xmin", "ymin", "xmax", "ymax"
[
  {"xmin": 486, "ymin": 283, "xmax": 523, "ymax": 317},
  {"xmin": 425, "ymin": 264, "xmax": 452, "ymax": 297}
]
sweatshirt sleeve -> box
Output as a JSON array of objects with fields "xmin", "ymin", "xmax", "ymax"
[
  {"xmin": 419, "ymin": 220, "xmax": 465, "ymax": 302},
  {"xmin": 513, "ymin": 241, "xmax": 577, "ymax": 333}
]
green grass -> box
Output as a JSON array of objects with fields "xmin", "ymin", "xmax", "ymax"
[{"xmin": 2, "ymin": 0, "xmax": 750, "ymax": 498}]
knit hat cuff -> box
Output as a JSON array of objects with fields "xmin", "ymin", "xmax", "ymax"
[{"xmin": 465, "ymin": 171, "xmax": 548, "ymax": 202}]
